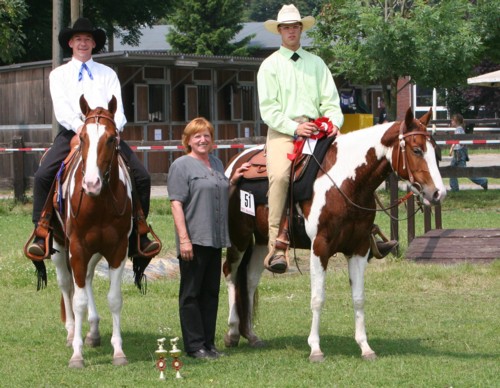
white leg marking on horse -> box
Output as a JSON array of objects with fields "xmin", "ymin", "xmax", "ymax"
[
  {"xmin": 69, "ymin": 280, "xmax": 88, "ymax": 368},
  {"xmin": 245, "ymin": 244, "xmax": 266, "ymax": 347},
  {"xmin": 108, "ymin": 258, "xmax": 128, "ymax": 365},
  {"xmin": 52, "ymin": 240, "xmax": 75, "ymax": 347},
  {"xmin": 85, "ymin": 254, "xmax": 102, "ymax": 347},
  {"xmin": 308, "ymin": 252, "xmax": 326, "ymax": 362},
  {"xmin": 225, "ymin": 251, "xmax": 244, "ymax": 347},
  {"xmin": 348, "ymin": 255, "xmax": 376, "ymax": 360}
]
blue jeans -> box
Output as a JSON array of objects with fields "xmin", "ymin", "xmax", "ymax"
[{"xmin": 450, "ymin": 149, "xmax": 488, "ymax": 191}]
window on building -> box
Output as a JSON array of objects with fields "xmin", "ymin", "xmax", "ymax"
[{"xmin": 413, "ymin": 85, "xmax": 448, "ymax": 120}]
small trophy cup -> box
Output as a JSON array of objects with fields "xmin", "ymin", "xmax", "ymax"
[
  {"xmin": 169, "ymin": 337, "xmax": 183, "ymax": 379},
  {"xmin": 155, "ymin": 338, "xmax": 168, "ymax": 380}
]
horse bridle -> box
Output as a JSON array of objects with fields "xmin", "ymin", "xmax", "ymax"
[
  {"xmin": 82, "ymin": 114, "xmax": 119, "ymax": 186},
  {"xmin": 308, "ymin": 120, "xmax": 436, "ymax": 217},
  {"xmin": 395, "ymin": 120, "xmax": 437, "ymax": 201}
]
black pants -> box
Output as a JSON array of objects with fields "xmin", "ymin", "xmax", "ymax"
[
  {"xmin": 32, "ymin": 129, "xmax": 151, "ymax": 224},
  {"xmin": 178, "ymin": 245, "xmax": 222, "ymax": 353}
]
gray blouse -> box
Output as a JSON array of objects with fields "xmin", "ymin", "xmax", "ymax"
[{"xmin": 167, "ymin": 154, "xmax": 231, "ymax": 255}]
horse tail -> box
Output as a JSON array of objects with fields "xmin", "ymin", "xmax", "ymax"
[
  {"xmin": 236, "ymin": 242, "xmax": 258, "ymax": 338},
  {"xmin": 60, "ymin": 295, "xmax": 66, "ymax": 322}
]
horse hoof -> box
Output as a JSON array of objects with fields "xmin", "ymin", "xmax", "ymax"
[
  {"xmin": 68, "ymin": 358, "xmax": 84, "ymax": 369},
  {"xmin": 112, "ymin": 356, "xmax": 128, "ymax": 366},
  {"xmin": 362, "ymin": 352, "xmax": 377, "ymax": 361},
  {"xmin": 248, "ymin": 338, "xmax": 266, "ymax": 348},
  {"xmin": 309, "ymin": 351, "xmax": 325, "ymax": 363},
  {"xmin": 224, "ymin": 333, "xmax": 240, "ymax": 348},
  {"xmin": 85, "ymin": 334, "xmax": 101, "ymax": 347}
]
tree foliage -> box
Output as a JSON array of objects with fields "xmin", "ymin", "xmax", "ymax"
[
  {"xmin": 4, "ymin": 0, "xmax": 174, "ymax": 64},
  {"xmin": 167, "ymin": 0, "xmax": 254, "ymax": 56},
  {"xmin": 311, "ymin": 0, "xmax": 499, "ymax": 118},
  {"xmin": 0, "ymin": 0, "xmax": 28, "ymax": 64}
]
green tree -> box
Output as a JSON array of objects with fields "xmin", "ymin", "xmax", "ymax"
[
  {"xmin": 167, "ymin": 0, "xmax": 254, "ymax": 56},
  {"xmin": 0, "ymin": 0, "xmax": 28, "ymax": 64},
  {"xmin": 311, "ymin": 0, "xmax": 496, "ymax": 119},
  {"xmin": 10, "ymin": 0, "xmax": 174, "ymax": 64}
]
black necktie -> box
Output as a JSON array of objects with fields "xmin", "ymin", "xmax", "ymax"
[
  {"xmin": 291, "ymin": 52, "xmax": 300, "ymax": 62},
  {"xmin": 78, "ymin": 63, "xmax": 93, "ymax": 82}
]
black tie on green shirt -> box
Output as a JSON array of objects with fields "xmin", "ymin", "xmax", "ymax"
[{"xmin": 291, "ymin": 52, "xmax": 300, "ymax": 62}]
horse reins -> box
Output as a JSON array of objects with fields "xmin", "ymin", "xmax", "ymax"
[{"xmin": 307, "ymin": 121, "xmax": 436, "ymax": 217}]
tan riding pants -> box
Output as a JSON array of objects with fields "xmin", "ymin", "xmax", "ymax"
[{"xmin": 266, "ymin": 129, "xmax": 294, "ymax": 246}]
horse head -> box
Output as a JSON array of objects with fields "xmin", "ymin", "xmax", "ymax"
[
  {"xmin": 388, "ymin": 107, "xmax": 446, "ymax": 205},
  {"xmin": 79, "ymin": 95, "xmax": 119, "ymax": 197}
]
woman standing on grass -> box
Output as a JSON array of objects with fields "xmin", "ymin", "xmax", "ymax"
[{"xmin": 167, "ymin": 117, "xmax": 248, "ymax": 359}]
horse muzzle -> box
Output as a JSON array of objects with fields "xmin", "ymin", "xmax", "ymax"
[{"xmin": 82, "ymin": 175, "xmax": 103, "ymax": 196}]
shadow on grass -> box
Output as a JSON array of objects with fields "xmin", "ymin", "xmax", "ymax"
[{"xmin": 207, "ymin": 333, "xmax": 498, "ymax": 361}]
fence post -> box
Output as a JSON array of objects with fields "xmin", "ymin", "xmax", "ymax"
[
  {"xmin": 12, "ymin": 136, "xmax": 26, "ymax": 201},
  {"xmin": 407, "ymin": 189, "xmax": 416, "ymax": 243},
  {"xmin": 389, "ymin": 173, "xmax": 399, "ymax": 255}
]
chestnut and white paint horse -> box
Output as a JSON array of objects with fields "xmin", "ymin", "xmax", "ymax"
[
  {"xmin": 51, "ymin": 96, "xmax": 133, "ymax": 368},
  {"xmin": 224, "ymin": 107, "xmax": 446, "ymax": 362}
]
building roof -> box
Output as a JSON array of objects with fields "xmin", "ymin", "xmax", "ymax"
[{"xmin": 112, "ymin": 22, "xmax": 313, "ymax": 51}]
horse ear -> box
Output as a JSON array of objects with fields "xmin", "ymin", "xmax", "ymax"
[
  {"xmin": 79, "ymin": 95, "xmax": 90, "ymax": 115},
  {"xmin": 419, "ymin": 108, "xmax": 432, "ymax": 126},
  {"xmin": 108, "ymin": 96, "xmax": 117, "ymax": 115},
  {"xmin": 404, "ymin": 107, "xmax": 414, "ymax": 129}
]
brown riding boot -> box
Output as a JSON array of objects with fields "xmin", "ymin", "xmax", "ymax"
[
  {"xmin": 370, "ymin": 224, "xmax": 398, "ymax": 259},
  {"xmin": 264, "ymin": 216, "xmax": 290, "ymax": 274}
]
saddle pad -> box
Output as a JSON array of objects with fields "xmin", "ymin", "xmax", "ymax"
[
  {"xmin": 238, "ymin": 136, "xmax": 334, "ymax": 204},
  {"xmin": 292, "ymin": 136, "xmax": 334, "ymax": 201}
]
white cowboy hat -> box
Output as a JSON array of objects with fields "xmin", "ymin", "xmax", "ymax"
[{"xmin": 264, "ymin": 4, "xmax": 316, "ymax": 35}]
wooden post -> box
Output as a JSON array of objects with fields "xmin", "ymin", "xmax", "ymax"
[
  {"xmin": 389, "ymin": 173, "xmax": 399, "ymax": 254},
  {"xmin": 12, "ymin": 136, "xmax": 25, "ymax": 201},
  {"xmin": 52, "ymin": 0, "xmax": 63, "ymax": 138},
  {"xmin": 424, "ymin": 206, "xmax": 432, "ymax": 232},
  {"xmin": 407, "ymin": 189, "xmax": 415, "ymax": 243},
  {"xmin": 434, "ymin": 204, "xmax": 442, "ymax": 229}
]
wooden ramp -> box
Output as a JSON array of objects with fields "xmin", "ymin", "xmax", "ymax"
[{"xmin": 406, "ymin": 229, "xmax": 500, "ymax": 264}]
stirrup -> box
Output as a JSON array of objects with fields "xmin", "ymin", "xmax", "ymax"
[
  {"xmin": 134, "ymin": 224, "xmax": 162, "ymax": 259},
  {"xmin": 264, "ymin": 244, "xmax": 289, "ymax": 274},
  {"xmin": 24, "ymin": 229, "xmax": 51, "ymax": 261},
  {"xmin": 369, "ymin": 224, "xmax": 397, "ymax": 259}
]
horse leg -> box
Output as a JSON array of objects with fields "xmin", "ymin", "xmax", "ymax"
[
  {"xmin": 52, "ymin": 241, "xmax": 75, "ymax": 347},
  {"xmin": 308, "ymin": 252, "xmax": 326, "ymax": 362},
  {"xmin": 108, "ymin": 259, "xmax": 128, "ymax": 366},
  {"xmin": 348, "ymin": 255, "xmax": 376, "ymax": 360},
  {"xmin": 225, "ymin": 249, "xmax": 243, "ymax": 348},
  {"xmin": 69, "ymin": 281, "xmax": 88, "ymax": 368},
  {"xmin": 242, "ymin": 244, "xmax": 266, "ymax": 348},
  {"xmin": 84, "ymin": 254, "xmax": 102, "ymax": 347}
]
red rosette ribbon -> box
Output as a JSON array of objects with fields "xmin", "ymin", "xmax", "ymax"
[{"xmin": 287, "ymin": 117, "xmax": 333, "ymax": 161}]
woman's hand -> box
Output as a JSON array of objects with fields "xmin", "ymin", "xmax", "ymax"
[
  {"xmin": 179, "ymin": 240, "xmax": 193, "ymax": 261},
  {"xmin": 230, "ymin": 162, "xmax": 251, "ymax": 185}
]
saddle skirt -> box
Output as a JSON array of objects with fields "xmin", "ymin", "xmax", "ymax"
[{"xmin": 239, "ymin": 136, "xmax": 334, "ymax": 204}]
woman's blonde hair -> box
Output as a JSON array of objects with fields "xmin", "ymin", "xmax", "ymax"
[{"xmin": 182, "ymin": 117, "xmax": 214, "ymax": 154}]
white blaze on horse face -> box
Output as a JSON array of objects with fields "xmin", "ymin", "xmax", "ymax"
[
  {"xmin": 82, "ymin": 123, "xmax": 105, "ymax": 195},
  {"xmin": 423, "ymin": 138, "xmax": 447, "ymax": 203}
]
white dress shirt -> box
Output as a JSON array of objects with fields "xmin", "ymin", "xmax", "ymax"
[{"xmin": 49, "ymin": 57, "xmax": 127, "ymax": 132}]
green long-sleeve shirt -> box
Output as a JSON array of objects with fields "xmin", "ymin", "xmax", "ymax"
[{"xmin": 257, "ymin": 46, "xmax": 344, "ymax": 136}]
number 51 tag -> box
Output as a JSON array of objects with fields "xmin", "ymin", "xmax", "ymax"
[{"xmin": 240, "ymin": 189, "xmax": 255, "ymax": 216}]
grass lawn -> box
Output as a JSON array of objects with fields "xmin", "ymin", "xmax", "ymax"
[{"xmin": 0, "ymin": 191, "xmax": 498, "ymax": 387}]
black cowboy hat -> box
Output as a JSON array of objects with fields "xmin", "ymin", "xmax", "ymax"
[{"xmin": 58, "ymin": 17, "xmax": 107, "ymax": 54}]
